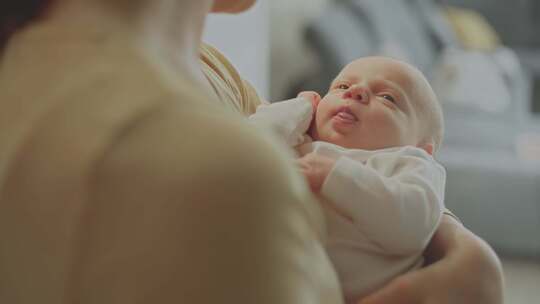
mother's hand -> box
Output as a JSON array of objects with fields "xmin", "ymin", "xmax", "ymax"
[{"xmin": 358, "ymin": 215, "xmax": 504, "ymax": 304}]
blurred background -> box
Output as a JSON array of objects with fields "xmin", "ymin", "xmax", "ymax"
[{"xmin": 205, "ymin": 0, "xmax": 540, "ymax": 302}]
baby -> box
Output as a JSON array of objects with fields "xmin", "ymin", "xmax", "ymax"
[{"xmin": 250, "ymin": 56, "xmax": 446, "ymax": 303}]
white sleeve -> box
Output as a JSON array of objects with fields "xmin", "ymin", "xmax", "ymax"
[
  {"xmin": 248, "ymin": 97, "xmax": 313, "ymax": 147},
  {"xmin": 321, "ymin": 147, "xmax": 446, "ymax": 255}
]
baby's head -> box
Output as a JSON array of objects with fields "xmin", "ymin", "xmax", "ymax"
[{"xmin": 308, "ymin": 56, "xmax": 443, "ymax": 155}]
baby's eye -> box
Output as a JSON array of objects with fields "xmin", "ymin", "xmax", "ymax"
[
  {"xmin": 337, "ymin": 84, "xmax": 350, "ymax": 90},
  {"xmin": 380, "ymin": 94, "xmax": 396, "ymax": 103}
]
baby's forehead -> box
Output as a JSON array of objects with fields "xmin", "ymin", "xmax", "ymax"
[{"xmin": 335, "ymin": 57, "xmax": 421, "ymax": 90}]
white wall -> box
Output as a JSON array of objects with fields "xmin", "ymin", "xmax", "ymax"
[
  {"xmin": 203, "ymin": 0, "xmax": 270, "ymax": 99},
  {"xmin": 270, "ymin": 0, "xmax": 331, "ymax": 100},
  {"xmin": 203, "ymin": 0, "xmax": 332, "ymax": 100}
]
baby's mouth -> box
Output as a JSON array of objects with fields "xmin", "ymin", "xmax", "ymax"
[{"xmin": 333, "ymin": 106, "xmax": 358, "ymax": 123}]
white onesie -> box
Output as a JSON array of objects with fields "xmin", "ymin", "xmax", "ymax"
[{"xmin": 249, "ymin": 98, "xmax": 446, "ymax": 302}]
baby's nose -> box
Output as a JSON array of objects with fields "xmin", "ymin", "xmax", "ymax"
[{"xmin": 343, "ymin": 86, "xmax": 369, "ymax": 104}]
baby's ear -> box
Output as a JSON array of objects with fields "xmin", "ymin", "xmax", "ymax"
[{"xmin": 418, "ymin": 142, "xmax": 434, "ymax": 155}]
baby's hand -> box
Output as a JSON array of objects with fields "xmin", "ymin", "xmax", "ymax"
[
  {"xmin": 297, "ymin": 91, "xmax": 321, "ymax": 114},
  {"xmin": 296, "ymin": 153, "xmax": 335, "ymax": 192},
  {"xmin": 298, "ymin": 91, "xmax": 321, "ymax": 138}
]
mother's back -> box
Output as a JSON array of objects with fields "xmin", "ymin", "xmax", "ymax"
[{"xmin": 0, "ymin": 21, "xmax": 342, "ymax": 304}]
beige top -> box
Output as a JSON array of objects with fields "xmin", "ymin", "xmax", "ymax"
[{"xmin": 0, "ymin": 20, "xmax": 342, "ymax": 304}]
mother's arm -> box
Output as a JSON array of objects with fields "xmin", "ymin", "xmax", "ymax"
[{"xmin": 358, "ymin": 215, "xmax": 504, "ymax": 304}]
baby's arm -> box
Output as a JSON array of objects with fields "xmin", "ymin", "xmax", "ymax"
[
  {"xmin": 321, "ymin": 147, "xmax": 446, "ymax": 255},
  {"xmin": 248, "ymin": 92, "xmax": 320, "ymax": 147}
]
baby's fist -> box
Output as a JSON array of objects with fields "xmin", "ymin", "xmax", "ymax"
[
  {"xmin": 298, "ymin": 91, "xmax": 321, "ymax": 114},
  {"xmin": 297, "ymin": 153, "xmax": 335, "ymax": 192}
]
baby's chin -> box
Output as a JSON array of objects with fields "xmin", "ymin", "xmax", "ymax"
[
  {"xmin": 315, "ymin": 130, "xmax": 389, "ymax": 150},
  {"xmin": 314, "ymin": 130, "xmax": 354, "ymax": 148}
]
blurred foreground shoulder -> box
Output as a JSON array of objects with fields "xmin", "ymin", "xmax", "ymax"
[{"xmin": 75, "ymin": 98, "xmax": 340, "ymax": 303}]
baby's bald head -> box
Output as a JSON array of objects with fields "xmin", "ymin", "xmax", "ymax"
[{"xmin": 322, "ymin": 56, "xmax": 444, "ymax": 153}]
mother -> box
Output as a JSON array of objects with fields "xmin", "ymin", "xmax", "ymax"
[{"xmin": 0, "ymin": 0, "xmax": 503, "ymax": 303}]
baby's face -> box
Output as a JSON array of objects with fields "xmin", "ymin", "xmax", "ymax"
[{"xmin": 311, "ymin": 57, "xmax": 434, "ymax": 152}]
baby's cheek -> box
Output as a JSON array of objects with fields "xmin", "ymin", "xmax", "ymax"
[
  {"xmin": 368, "ymin": 112, "xmax": 402, "ymax": 142},
  {"xmin": 368, "ymin": 109, "xmax": 396, "ymax": 127},
  {"xmin": 315, "ymin": 102, "xmax": 332, "ymax": 123}
]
